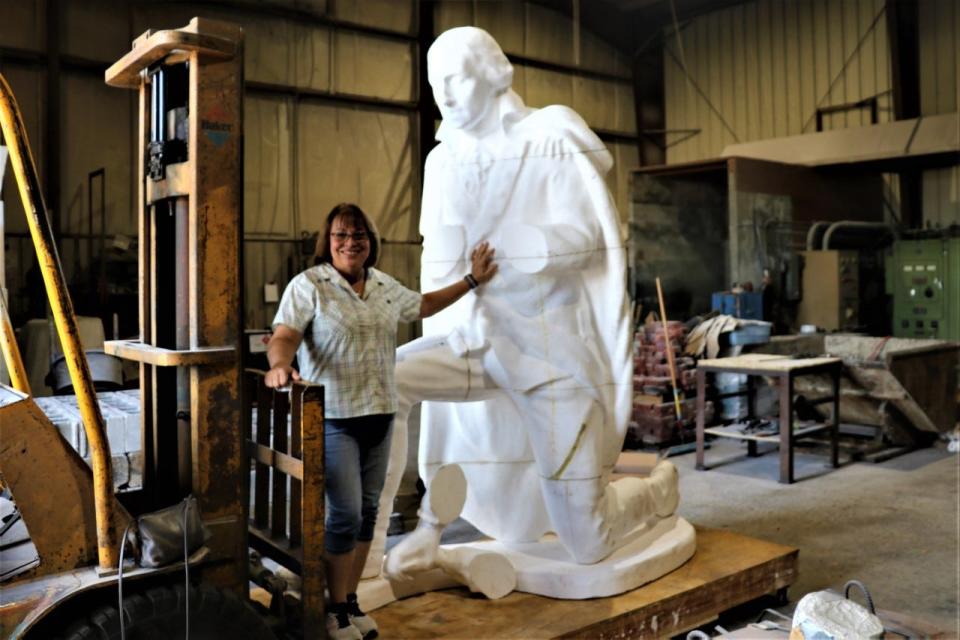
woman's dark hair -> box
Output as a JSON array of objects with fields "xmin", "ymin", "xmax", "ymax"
[{"xmin": 314, "ymin": 202, "xmax": 380, "ymax": 269}]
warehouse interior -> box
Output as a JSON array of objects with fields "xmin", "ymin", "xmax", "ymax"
[{"xmin": 0, "ymin": 0, "xmax": 957, "ymax": 638}]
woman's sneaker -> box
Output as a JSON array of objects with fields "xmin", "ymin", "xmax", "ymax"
[
  {"xmin": 326, "ymin": 604, "xmax": 362, "ymax": 640},
  {"xmin": 346, "ymin": 593, "xmax": 379, "ymax": 639}
]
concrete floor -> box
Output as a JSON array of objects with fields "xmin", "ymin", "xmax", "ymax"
[
  {"xmin": 389, "ymin": 435, "xmax": 958, "ymax": 636},
  {"xmin": 672, "ymin": 437, "xmax": 959, "ymax": 635}
]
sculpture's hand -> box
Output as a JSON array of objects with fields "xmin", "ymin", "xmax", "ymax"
[{"xmin": 469, "ymin": 241, "xmax": 498, "ymax": 284}]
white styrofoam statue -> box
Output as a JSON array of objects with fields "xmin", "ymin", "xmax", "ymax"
[{"xmin": 362, "ymin": 26, "xmax": 695, "ymax": 602}]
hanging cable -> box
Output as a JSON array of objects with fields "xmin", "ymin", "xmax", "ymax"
[
  {"xmin": 184, "ymin": 500, "xmax": 191, "ymax": 640},
  {"xmin": 118, "ymin": 522, "xmax": 134, "ymax": 640}
]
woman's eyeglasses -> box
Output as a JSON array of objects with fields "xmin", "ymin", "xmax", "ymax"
[{"xmin": 331, "ymin": 231, "xmax": 369, "ymax": 242}]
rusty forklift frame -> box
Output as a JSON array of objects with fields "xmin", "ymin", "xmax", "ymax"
[{"xmin": 0, "ymin": 18, "xmax": 325, "ymax": 638}]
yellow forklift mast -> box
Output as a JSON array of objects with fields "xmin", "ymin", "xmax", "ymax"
[{"xmin": 103, "ymin": 16, "xmax": 246, "ymax": 592}]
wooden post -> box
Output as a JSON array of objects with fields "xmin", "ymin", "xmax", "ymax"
[
  {"xmin": 778, "ymin": 374, "xmax": 794, "ymax": 484},
  {"xmin": 298, "ymin": 383, "xmax": 325, "ymax": 639}
]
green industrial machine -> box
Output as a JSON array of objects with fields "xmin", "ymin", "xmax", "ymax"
[{"xmin": 888, "ymin": 235, "xmax": 960, "ymax": 341}]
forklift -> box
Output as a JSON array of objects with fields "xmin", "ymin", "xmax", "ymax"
[{"xmin": 0, "ymin": 18, "xmax": 322, "ymax": 638}]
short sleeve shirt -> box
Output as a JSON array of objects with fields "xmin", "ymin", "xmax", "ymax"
[{"xmin": 272, "ymin": 263, "xmax": 422, "ymax": 418}]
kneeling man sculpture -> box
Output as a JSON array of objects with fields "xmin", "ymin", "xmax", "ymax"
[{"xmin": 365, "ymin": 26, "xmax": 696, "ymax": 601}]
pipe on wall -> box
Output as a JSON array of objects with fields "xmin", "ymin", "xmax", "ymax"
[
  {"xmin": 805, "ymin": 221, "xmax": 831, "ymax": 251},
  {"xmin": 821, "ymin": 221, "xmax": 900, "ymax": 251}
]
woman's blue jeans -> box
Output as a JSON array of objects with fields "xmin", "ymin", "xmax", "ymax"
[{"xmin": 324, "ymin": 413, "xmax": 394, "ymax": 555}]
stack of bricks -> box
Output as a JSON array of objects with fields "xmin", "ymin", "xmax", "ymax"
[
  {"xmin": 633, "ymin": 321, "xmax": 695, "ymax": 391},
  {"xmin": 628, "ymin": 321, "xmax": 713, "ymax": 446}
]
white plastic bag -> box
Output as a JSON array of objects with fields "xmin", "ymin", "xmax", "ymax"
[{"xmin": 791, "ymin": 589, "xmax": 883, "ymax": 640}]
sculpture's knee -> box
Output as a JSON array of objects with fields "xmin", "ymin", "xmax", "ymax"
[{"xmin": 395, "ymin": 362, "xmax": 415, "ymax": 407}]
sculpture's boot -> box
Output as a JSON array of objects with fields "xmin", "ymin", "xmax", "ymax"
[
  {"xmin": 539, "ymin": 460, "xmax": 681, "ymax": 565},
  {"xmin": 383, "ymin": 464, "xmax": 466, "ymax": 580},
  {"xmin": 649, "ymin": 460, "xmax": 680, "ymax": 517}
]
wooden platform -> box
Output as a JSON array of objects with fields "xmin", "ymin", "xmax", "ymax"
[{"xmin": 374, "ymin": 528, "xmax": 798, "ymax": 639}]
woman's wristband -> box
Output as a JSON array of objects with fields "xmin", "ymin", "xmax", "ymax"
[{"xmin": 464, "ymin": 273, "xmax": 479, "ymax": 289}]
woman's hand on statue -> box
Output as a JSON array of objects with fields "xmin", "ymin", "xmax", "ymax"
[
  {"xmin": 470, "ymin": 241, "xmax": 498, "ymax": 285},
  {"xmin": 265, "ymin": 365, "xmax": 301, "ymax": 389}
]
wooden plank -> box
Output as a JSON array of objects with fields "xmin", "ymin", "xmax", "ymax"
[
  {"xmin": 704, "ymin": 422, "xmax": 833, "ymax": 443},
  {"xmin": 698, "ymin": 355, "xmax": 841, "ymax": 374},
  {"xmin": 249, "ymin": 525, "xmax": 303, "ymax": 574},
  {"xmin": 246, "ymin": 441, "xmax": 303, "ymax": 479},
  {"xmin": 373, "ymin": 528, "xmax": 796, "ymax": 639},
  {"xmin": 271, "ymin": 391, "xmax": 290, "ymax": 539},
  {"xmin": 254, "ymin": 379, "xmax": 271, "ymax": 528},
  {"xmin": 289, "ymin": 387, "xmax": 304, "ymax": 547}
]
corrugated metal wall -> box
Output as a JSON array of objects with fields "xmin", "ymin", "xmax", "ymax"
[
  {"xmin": 0, "ymin": 1, "xmax": 636, "ymax": 333},
  {"xmin": 663, "ymin": 0, "xmax": 893, "ymax": 161},
  {"xmin": 662, "ymin": 0, "xmax": 958, "ymax": 226},
  {"xmin": 918, "ymin": 0, "xmax": 959, "ymax": 227}
]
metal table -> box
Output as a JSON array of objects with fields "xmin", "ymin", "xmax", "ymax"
[{"xmin": 695, "ymin": 354, "xmax": 842, "ymax": 484}]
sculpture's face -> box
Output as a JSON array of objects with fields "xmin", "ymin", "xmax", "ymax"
[{"xmin": 429, "ymin": 55, "xmax": 495, "ymax": 131}]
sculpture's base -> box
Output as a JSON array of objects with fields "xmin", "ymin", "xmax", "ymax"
[
  {"xmin": 478, "ymin": 514, "xmax": 695, "ymax": 599},
  {"xmin": 363, "ymin": 527, "xmax": 798, "ymax": 639},
  {"xmin": 358, "ymin": 515, "xmax": 695, "ymax": 608}
]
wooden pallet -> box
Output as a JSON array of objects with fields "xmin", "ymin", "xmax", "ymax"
[{"xmin": 373, "ymin": 528, "xmax": 798, "ymax": 639}]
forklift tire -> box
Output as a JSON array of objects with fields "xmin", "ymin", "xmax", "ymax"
[{"xmin": 58, "ymin": 583, "xmax": 276, "ymax": 640}]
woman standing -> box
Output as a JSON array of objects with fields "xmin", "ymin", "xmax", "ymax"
[{"xmin": 265, "ymin": 203, "xmax": 496, "ymax": 640}]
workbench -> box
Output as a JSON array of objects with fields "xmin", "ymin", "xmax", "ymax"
[{"xmin": 695, "ymin": 354, "xmax": 842, "ymax": 484}]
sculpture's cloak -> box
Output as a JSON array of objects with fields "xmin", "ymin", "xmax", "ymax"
[{"xmin": 416, "ymin": 90, "xmax": 631, "ymax": 542}]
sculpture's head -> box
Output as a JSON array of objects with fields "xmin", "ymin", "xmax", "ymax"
[{"xmin": 427, "ymin": 27, "xmax": 513, "ymax": 132}]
